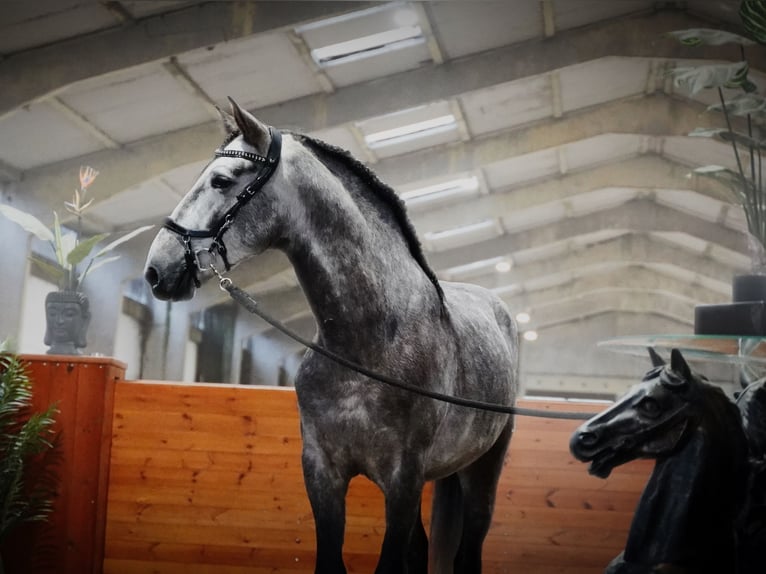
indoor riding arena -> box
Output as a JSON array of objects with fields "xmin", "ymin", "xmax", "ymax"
[{"xmin": 1, "ymin": 2, "xmax": 765, "ymax": 573}]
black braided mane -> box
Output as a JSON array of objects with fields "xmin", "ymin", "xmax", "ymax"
[{"xmin": 293, "ymin": 132, "xmax": 445, "ymax": 304}]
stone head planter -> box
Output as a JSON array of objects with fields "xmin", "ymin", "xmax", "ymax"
[{"xmin": 44, "ymin": 290, "xmax": 91, "ymax": 355}]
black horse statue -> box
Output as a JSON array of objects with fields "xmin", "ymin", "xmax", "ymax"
[
  {"xmin": 737, "ymin": 374, "xmax": 766, "ymax": 573},
  {"xmin": 570, "ymin": 349, "xmax": 750, "ymax": 574}
]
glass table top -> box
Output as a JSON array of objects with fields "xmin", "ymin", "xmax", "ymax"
[{"xmin": 598, "ymin": 334, "xmax": 766, "ymax": 366}]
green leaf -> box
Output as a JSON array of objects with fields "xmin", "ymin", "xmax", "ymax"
[
  {"xmin": 29, "ymin": 255, "xmax": 65, "ymax": 286},
  {"xmin": 0, "ymin": 205, "xmax": 53, "ymax": 243},
  {"xmin": 52, "ymin": 212, "xmax": 64, "ymax": 267},
  {"xmin": 78, "ymin": 255, "xmax": 120, "ymax": 285},
  {"xmin": 93, "ymin": 225, "xmax": 153, "ymax": 258},
  {"xmin": 689, "ymin": 127, "xmax": 728, "ymax": 138},
  {"xmin": 667, "ymin": 28, "xmax": 755, "ymax": 46},
  {"xmin": 718, "ymin": 130, "xmax": 766, "ymax": 149},
  {"xmin": 59, "ymin": 233, "xmax": 76, "ymax": 270},
  {"xmin": 708, "ymin": 92, "xmax": 766, "ymax": 116},
  {"xmin": 741, "ymin": 0, "xmax": 766, "ymax": 44},
  {"xmin": 694, "ymin": 164, "xmax": 732, "ymax": 174},
  {"xmin": 670, "ymin": 61, "xmax": 751, "ymax": 94},
  {"xmin": 66, "ymin": 233, "xmax": 109, "ymax": 266}
]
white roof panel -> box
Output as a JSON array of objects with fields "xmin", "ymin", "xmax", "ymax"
[
  {"xmin": 430, "ymin": 1, "xmax": 542, "ymax": 59},
  {"xmin": 461, "ymin": 74, "xmax": 553, "ymax": 136},
  {"xmin": 60, "ymin": 63, "xmax": 211, "ymax": 144},
  {"xmin": 0, "ymin": 102, "xmax": 103, "ymax": 169},
  {"xmin": 560, "ymin": 58, "xmax": 650, "ymax": 113},
  {"xmin": 179, "ymin": 33, "xmax": 323, "ymax": 109}
]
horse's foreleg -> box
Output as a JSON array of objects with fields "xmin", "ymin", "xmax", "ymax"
[
  {"xmin": 454, "ymin": 419, "xmax": 513, "ymax": 574},
  {"xmin": 376, "ymin": 471, "xmax": 426, "ymax": 574},
  {"xmin": 302, "ymin": 447, "xmax": 350, "ymax": 574}
]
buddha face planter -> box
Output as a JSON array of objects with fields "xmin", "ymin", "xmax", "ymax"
[{"xmin": 44, "ymin": 291, "xmax": 91, "ymax": 355}]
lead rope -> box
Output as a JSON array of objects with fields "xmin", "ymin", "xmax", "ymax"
[{"xmin": 211, "ymin": 267, "xmax": 593, "ymax": 421}]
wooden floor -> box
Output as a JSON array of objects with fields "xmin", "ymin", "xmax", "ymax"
[{"xmin": 104, "ymin": 382, "xmax": 651, "ymax": 573}]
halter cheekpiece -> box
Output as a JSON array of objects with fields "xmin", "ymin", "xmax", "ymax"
[{"xmin": 163, "ymin": 127, "xmax": 282, "ymax": 286}]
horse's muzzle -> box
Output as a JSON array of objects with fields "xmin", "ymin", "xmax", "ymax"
[{"xmin": 144, "ymin": 265, "xmax": 196, "ymax": 301}]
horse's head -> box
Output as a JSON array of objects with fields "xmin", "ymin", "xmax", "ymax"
[
  {"xmin": 144, "ymin": 99, "xmax": 285, "ymax": 301},
  {"xmin": 570, "ymin": 349, "xmax": 698, "ymax": 478}
]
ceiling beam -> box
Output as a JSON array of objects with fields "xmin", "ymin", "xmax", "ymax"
[
  {"xmin": 463, "ymin": 233, "xmax": 745, "ymax": 290},
  {"xmin": 374, "ymin": 96, "xmax": 717, "ymax": 185},
  {"xmin": 531, "ymin": 290, "xmax": 695, "ymax": 330},
  {"xmin": 427, "ymin": 198, "xmax": 748, "ymax": 271},
  {"xmin": 410, "ymin": 157, "xmax": 733, "ymax": 236},
  {"xmin": 0, "ymin": 2, "xmax": 372, "ymax": 117},
  {"xmin": 500, "ymin": 265, "xmax": 724, "ymax": 310},
  {"xmin": 256, "ymin": 9, "xmax": 756, "ymax": 132},
  {"xmin": 17, "ymin": 94, "xmax": 719, "ymax": 213}
]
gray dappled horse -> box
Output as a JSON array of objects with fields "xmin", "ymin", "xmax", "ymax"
[
  {"xmin": 570, "ymin": 349, "xmax": 749, "ymax": 574},
  {"xmin": 144, "ymin": 100, "xmax": 518, "ymax": 573}
]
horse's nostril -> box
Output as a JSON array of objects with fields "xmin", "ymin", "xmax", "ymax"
[
  {"xmin": 144, "ymin": 266, "xmax": 160, "ymax": 288},
  {"xmin": 578, "ymin": 431, "xmax": 599, "ymax": 448}
]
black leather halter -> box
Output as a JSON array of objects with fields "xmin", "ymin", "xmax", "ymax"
[{"xmin": 163, "ymin": 128, "xmax": 282, "ymax": 286}]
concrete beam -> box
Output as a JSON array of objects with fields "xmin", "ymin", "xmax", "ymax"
[
  {"xmin": 18, "ymin": 94, "xmax": 719, "ymax": 215},
  {"xmin": 428, "ymin": 199, "xmax": 748, "ymax": 271},
  {"xmin": 374, "ymin": 96, "xmax": 718, "ymax": 185},
  {"xmin": 530, "ymin": 289, "xmax": 695, "ymax": 330},
  {"xmin": 410, "ymin": 155, "xmax": 731, "ymax": 234},
  {"xmin": 497, "ymin": 264, "xmax": 726, "ymax": 310},
  {"xmin": 0, "ymin": 2, "xmax": 371, "ymax": 116},
  {"xmin": 468, "ymin": 234, "xmax": 744, "ymax": 292},
  {"xmin": 257, "ymin": 9, "xmax": 757, "ymax": 132}
]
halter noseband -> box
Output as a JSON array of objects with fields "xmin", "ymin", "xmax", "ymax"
[{"xmin": 163, "ymin": 128, "xmax": 282, "ymax": 286}]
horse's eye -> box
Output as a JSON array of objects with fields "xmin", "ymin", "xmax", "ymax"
[
  {"xmin": 210, "ymin": 175, "xmax": 233, "ymax": 190},
  {"xmin": 637, "ymin": 397, "xmax": 662, "ymax": 418}
]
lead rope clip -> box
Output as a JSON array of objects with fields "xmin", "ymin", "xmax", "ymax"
[{"xmin": 209, "ymin": 262, "xmax": 232, "ymax": 291}]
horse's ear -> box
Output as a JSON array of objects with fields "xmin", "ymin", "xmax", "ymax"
[
  {"xmin": 670, "ymin": 348, "xmax": 692, "ymax": 380},
  {"xmin": 216, "ymin": 105, "xmax": 238, "ymax": 136},
  {"xmin": 647, "ymin": 347, "xmax": 665, "ymax": 367},
  {"xmin": 228, "ymin": 97, "xmax": 270, "ymax": 152}
]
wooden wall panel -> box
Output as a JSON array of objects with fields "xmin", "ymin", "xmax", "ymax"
[
  {"xmin": 105, "ymin": 382, "xmax": 651, "ymax": 573},
  {"xmin": 2, "ymin": 355, "xmax": 124, "ymax": 574}
]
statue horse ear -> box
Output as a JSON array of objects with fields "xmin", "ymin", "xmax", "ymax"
[
  {"xmin": 647, "ymin": 347, "xmax": 665, "ymax": 367},
  {"xmin": 661, "ymin": 348, "xmax": 692, "ymax": 390},
  {"xmin": 227, "ymin": 97, "xmax": 271, "ymax": 153}
]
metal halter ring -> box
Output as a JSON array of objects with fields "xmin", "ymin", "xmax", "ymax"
[{"xmin": 194, "ymin": 248, "xmax": 217, "ymax": 272}]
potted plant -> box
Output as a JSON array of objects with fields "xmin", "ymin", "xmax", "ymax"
[
  {"xmin": 0, "ymin": 167, "xmax": 152, "ymax": 354},
  {"xmin": 669, "ymin": 1, "xmax": 766, "ymax": 331},
  {"xmin": 0, "ymin": 341, "xmax": 58, "ymax": 573},
  {"xmin": 669, "ymin": 4, "xmax": 766, "ymax": 278}
]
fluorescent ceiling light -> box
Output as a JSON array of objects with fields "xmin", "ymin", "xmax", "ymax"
[
  {"xmin": 523, "ymin": 330, "xmax": 539, "ymax": 342},
  {"xmin": 401, "ymin": 176, "xmax": 479, "ymax": 202},
  {"xmin": 365, "ymin": 114, "xmax": 457, "ymax": 148},
  {"xmin": 311, "ymin": 26, "xmax": 424, "ymax": 67}
]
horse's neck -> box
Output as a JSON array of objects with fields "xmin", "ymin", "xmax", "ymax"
[
  {"xmin": 624, "ymin": 428, "xmax": 740, "ymax": 565},
  {"xmin": 283, "ymin": 158, "xmax": 438, "ymax": 349}
]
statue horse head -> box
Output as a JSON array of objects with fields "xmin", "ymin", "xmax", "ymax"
[{"xmin": 571, "ymin": 349, "xmax": 750, "ymax": 574}]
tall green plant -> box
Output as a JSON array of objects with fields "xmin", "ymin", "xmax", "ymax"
[
  {"xmin": 668, "ymin": 1, "xmax": 766, "ymax": 270},
  {"xmin": 0, "ymin": 345, "xmax": 58, "ymax": 540},
  {"xmin": 0, "ymin": 166, "xmax": 152, "ymax": 291}
]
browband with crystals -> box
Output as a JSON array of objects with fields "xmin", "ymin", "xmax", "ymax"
[{"xmin": 214, "ymin": 148, "xmax": 268, "ymax": 163}]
